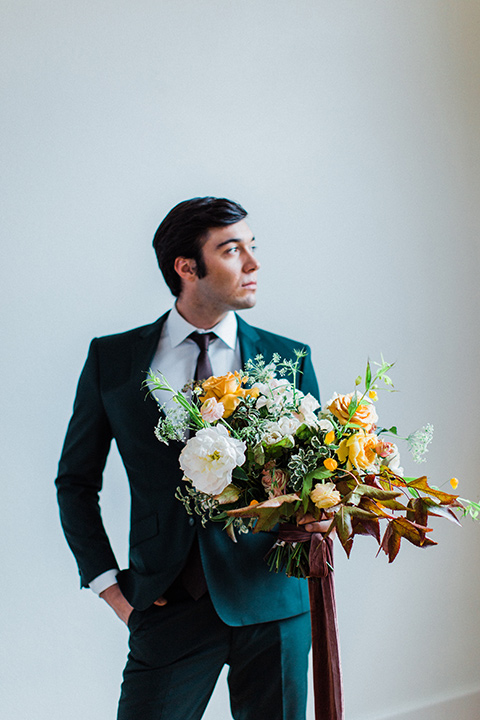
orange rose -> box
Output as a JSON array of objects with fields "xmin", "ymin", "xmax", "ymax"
[
  {"xmin": 200, "ymin": 372, "xmax": 259, "ymax": 418},
  {"xmin": 327, "ymin": 392, "xmax": 378, "ymax": 431},
  {"xmin": 337, "ymin": 430, "xmax": 379, "ymax": 471},
  {"xmin": 202, "ymin": 371, "xmax": 244, "ymax": 399}
]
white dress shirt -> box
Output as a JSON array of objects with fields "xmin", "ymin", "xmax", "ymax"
[{"xmin": 89, "ymin": 305, "xmax": 242, "ymax": 595}]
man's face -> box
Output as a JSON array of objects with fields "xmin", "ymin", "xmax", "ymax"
[{"xmin": 192, "ymin": 220, "xmax": 260, "ymax": 313}]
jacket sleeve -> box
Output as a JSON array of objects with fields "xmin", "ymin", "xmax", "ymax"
[{"xmin": 55, "ymin": 339, "xmax": 119, "ymax": 587}]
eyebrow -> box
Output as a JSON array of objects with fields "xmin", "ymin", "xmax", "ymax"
[{"xmin": 215, "ymin": 237, "xmax": 256, "ymax": 249}]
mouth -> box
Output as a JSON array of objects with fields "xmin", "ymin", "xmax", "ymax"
[{"xmin": 242, "ymin": 281, "xmax": 257, "ymax": 290}]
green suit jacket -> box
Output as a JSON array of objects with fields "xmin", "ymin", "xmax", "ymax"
[{"xmin": 56, "ymin": 312, "xmax": 320, "ymax": 626}]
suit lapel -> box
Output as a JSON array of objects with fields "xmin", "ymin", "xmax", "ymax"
[
  {"xmin": 131, "ymin": 312, "xmax": 170, "ymax": 421},
  {"xmin": 236, "ymin": 315, "xmax": 263, "ymax": 365}
]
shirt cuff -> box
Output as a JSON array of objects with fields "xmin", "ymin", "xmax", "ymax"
[{"xmin": 89, "ymin": 569, "xmax": 119, "ymax": 595}]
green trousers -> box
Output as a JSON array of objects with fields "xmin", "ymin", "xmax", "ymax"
[{"xmin": 117, "ymin": 592, "xmax": 311, "ymax": 720}]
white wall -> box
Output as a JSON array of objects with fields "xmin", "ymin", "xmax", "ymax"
[{"xmin": 2, "ymin": 2, "xmax": 479, "ymax": 718}]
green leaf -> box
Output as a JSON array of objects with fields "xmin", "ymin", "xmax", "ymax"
[
  {"xmin": 301, "ymin": 468, "xmax": 334, "ymax": 511},
  {"xmin": 253, "ymin": 443, "xmax": 265, "ymax": 465},
  {"xmin": 232, "ymin": 467, "xmax": 248, "ymax": 482},
  {"xmin": 295, "ymin": 423, "xmax": 312, "ymax": 440},
  {"xmin": 305, "ymin": 468, "xmax": 333, "ymax": 483},
  {"xmin": 347, "ymin": 396, "xmax": 359, "ymax": 419},
  {"xmin": 365, "ymin": 361, "xmax": 372, "ymax": 389}
]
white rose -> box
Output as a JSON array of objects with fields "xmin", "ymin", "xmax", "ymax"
[
  {"xmin": 254, "ymin": 378, "xmax": 295, "ymax": 411},
  {"xmin": 299, "ymin": 393, "xmax": 320, "ymax": 414},
  {"xmin": 277, "ymin": 415, "xmax": 301, "ymax": 437},
  {"xmin": 318, "ymin": 418, "xmax": 335, "ymax": 433},
  {"xmin": 262, "ymin": 421, "xmax": 284, "ymax": 445},
  {"xmin": 179, "ymin": 425, "xmax": 246, "ymax": 495},
  {"xmin": 296, "ymin": 393, "xmax": 320, "ymax": 427}
]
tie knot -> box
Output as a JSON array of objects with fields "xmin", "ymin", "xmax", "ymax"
[{"xmin": 189, "ymin": 331, "xmax": 216, "ymax": 352}]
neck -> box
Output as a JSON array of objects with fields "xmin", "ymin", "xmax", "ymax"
[{"xmin": 175, "ymin": 297, "xmax": 228, "ymax": 330}]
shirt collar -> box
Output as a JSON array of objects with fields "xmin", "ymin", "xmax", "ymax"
[{"xmin": 166, "ymin": 304, "xmax": 238, "ymax": 350}]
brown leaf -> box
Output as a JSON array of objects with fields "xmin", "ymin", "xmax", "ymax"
[
  {"xmin": 334, "ymin": 506, "xmax": 353, "ymax": 549},
  {"xmin": 226, "ymin": 494, "xmax": 300, "ymax": 533},
  {"xmin": 405, "ymin": 476, "xmax": 460, "ymax": 505},
  {"xmin": 214, "ymin": 484, "xmax": 241, "ymax": 505},
  {"xmin": 359, "ymin": 496, "xmax": 394, "ymax": 519},
  {"xmin": 406, "ymin": 498, "xmax": 428, "ymax": 528},
  {"xmin": 225, "ymin": 522, "xmax": 237, "ymax": 543},
  {"xmin": 380, "ymin": 517, "xmax": 436, "ymax": 562},
  {"xmin": 352, "ymin": 517, "xmax": 381, "ymax": 544}
]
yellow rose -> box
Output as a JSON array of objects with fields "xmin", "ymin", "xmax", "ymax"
[
  {"xmin": 201, "ymin": 372, "xmax": 259, "ymax": 418},
  {"xmin": 327, "ymin": 392, "xmax": 378, "ymax": 431},
  {"xmin": 310, "ymin": 482, "xmax": 341, "ymax": 509},
  {"xmin": 337, "ymin": 430, "xmax": 379, "ymax": 471}
]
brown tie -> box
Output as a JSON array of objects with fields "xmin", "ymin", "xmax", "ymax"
[
  {"xmin": 189, "ymin": 331, "xmax": 216, "ymax": 381},
  {"xmin": 179, "ymin": 331, "xmax": 216, "ymax": 600}
]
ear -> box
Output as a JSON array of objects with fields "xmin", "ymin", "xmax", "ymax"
[{"xmin": 174, "ymin": 256, "xmax": 198, "ymax": 284}]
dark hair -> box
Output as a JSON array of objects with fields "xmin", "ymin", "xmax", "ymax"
[{"xmin": 153, "ymin": 196, "xmax": 248, "ymax": 296}]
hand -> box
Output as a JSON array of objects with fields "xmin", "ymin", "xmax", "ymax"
[
  {"xmin": 297, "ymin": 512, "xmax": 335, "ymax": 535},
  {"xmin": 99, "ymin": 583, "xmax": 134, "ymax": 625},
  {"xmin": 153, "ymin": 596, "xmax": 168, "ymax": 607}
]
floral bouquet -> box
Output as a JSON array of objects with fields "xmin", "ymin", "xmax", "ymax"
[
  {"xmin": 148, "ymin": 353, "xmax": 476, "ymax": 573},
  {"xmin": 148, "ymin": 353, "xmax": 477, "ymax": 720}
]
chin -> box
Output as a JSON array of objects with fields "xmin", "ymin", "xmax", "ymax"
[{"xmin": 233, "ymin": 294, "xmax": 256, "ymax": 310}]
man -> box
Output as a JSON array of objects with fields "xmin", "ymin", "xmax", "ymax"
[{"xmin": 56, "ymin": 197, "xmax": 328, "ymax": 720}]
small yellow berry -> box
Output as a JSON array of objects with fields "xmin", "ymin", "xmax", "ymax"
[
  {"xmin": 368, "ymin": 390, "xmax": 378, "ymax": 401},
  {"xmin": 450, "ymin": 477, "xmax": 459, "ymax": 490},
  {"xmin": 325, "ymin": 430, "xmax": 336, "ymax": 445},
  {"xmin": 323, "ymin": 458, "xmax": 338, "ymax": 472}
]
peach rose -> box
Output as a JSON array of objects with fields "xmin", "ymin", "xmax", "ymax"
[
  {"xmin": 261, "ymin": 461, "xmax": 289, "ymax": 498},
  {"xmin": 310, "ymin": 482, "xmax": 341, "ymax": 509},
  {"xmin": 337, "ymin": 430, "xmax": 379, "ymax": 471},
  {"xmin": 200, "ymin": 397, "xmax": 225, "ymax": 423},
  {"xmin": 327, "ymin": 392, "xmax": 378, "ymax": 431},
  {"xmin": 200, "ymin": 372, "xmax": 259, "ymax": 418},
  {"xmin": 375, "ymin": 440, "xmax": 395, "ymax": 458}
]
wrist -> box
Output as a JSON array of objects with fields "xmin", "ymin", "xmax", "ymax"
[{"xmin": 100, "ymin": 583, "xmax": 133, "ymax": 624}]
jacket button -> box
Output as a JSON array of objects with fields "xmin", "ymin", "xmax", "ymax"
[{"xmin": 188, "ymin": 517, "xmax": 195, "ymax": 526}]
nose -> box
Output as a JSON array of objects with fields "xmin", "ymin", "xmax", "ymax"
[{"xmin": 244, "ymin": 249, "xmax": 260, "ymax": 272}]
